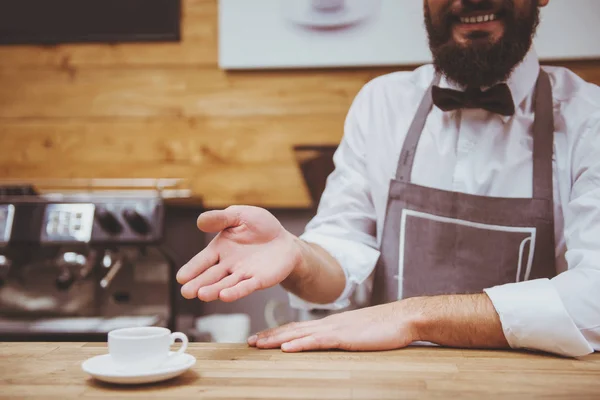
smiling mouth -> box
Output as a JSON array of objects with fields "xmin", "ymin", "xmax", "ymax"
[{"xmin": 459, "ymin": 13, "xmax": 499, "ymax": 24}]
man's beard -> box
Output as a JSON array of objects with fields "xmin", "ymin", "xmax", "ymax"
[{"xmin": 425, "ymin": 0, "xmax": 540, "ymax": 88}]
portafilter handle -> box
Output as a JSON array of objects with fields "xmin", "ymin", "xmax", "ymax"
[{"xmin": 99, "ymin": 256, "xmax": 124, "ymax": 290}]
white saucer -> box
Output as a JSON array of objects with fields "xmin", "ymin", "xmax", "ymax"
[
  {"xmin": 282, "ymin": 0, "xmax": 381, "ymax": 29},
  {"xmin": 81, "ymin": 352, "xmax": 196, "ymax": 385}
]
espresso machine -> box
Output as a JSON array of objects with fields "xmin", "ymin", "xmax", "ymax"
[{"xmin": 0, "ymin": 179, "xmax": 188, "ymax": 341}]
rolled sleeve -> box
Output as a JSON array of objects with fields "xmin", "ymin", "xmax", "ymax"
[{"xmin": 484, "ymin": 279, "xmax": 593, "ymax": 357}]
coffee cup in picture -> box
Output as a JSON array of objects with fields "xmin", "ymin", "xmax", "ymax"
[{"xmin": 311, "ymin": 0, "xmax": 345, "ymax": 12}]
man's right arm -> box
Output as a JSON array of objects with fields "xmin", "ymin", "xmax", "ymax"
[{"xmin": 280, "ymin": 80, "xmax": 382, "ymax": 310}]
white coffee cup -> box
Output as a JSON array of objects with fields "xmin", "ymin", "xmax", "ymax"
[
  {"xmin": 108, "ymin": 327, "xmax": 188, "ymax": 371},
  {"xmin": 312, "ymin": 0, "xmax": 345, "ymax": 11}
]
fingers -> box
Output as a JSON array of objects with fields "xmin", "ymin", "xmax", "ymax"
[
  {"xmin": 180, "ymin": 262, "xmax": 229, "ymax": 299},
  {"xmin": 176, "ymin": 246, "xmax": 219, "ymax": 285},
  {"xmin": 197, "ymin": 207, "xmax": 241, "ymax": 233},
  {"xmin": 197, "ymin": 273, "xmax": 244, "ymax": 302},
  {"xmin": 248, "ymin": 320, "xmax": 322, "ymax": 348},
  {"xmin": 281, "ymin": 334, "xmax": 340, "ymax": 353},
  {"xmin": 180, "ymin": 263, "xmax": 260, "ymax": 302},
  {"xmin": 179, "ymin": 207, "xmax": 243, "ymax": 286},
  {"xmin": 255, "ymin": 327, "xmax": 312, "ymax": 349},
  {"xmin": 219, "ymin": 278, "xmax": 261, "ymax": 303},
  {"xmin": 248, "ymin": 320, "xmax": 340, "ymax": 352}
]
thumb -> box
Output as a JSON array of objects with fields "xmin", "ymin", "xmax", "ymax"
[{"xmin": 197, "ymin": 207, "xmax": 242, "ymax": 233}]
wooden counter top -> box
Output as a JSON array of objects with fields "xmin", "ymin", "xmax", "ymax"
[{"xmin": 1, "ymin": 342, "xmax": 599, "ymax": 399}]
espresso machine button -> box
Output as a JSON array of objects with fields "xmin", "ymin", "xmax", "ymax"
[
  {"xmin": 122, "ymin": 209, "xmax": 150, "ymax": 235},
  {"xmin": 96, "ymin": 208, "xmax": 123, "ymax": 235}
]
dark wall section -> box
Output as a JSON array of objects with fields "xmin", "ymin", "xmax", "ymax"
[{"xmin": 0, "ymin": 0, "xmax": 181, "ymax": 45}]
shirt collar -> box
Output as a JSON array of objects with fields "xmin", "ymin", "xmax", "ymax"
[{"xmin": 437, "ymin": 46, "xmax": 540, "ymax": 123}]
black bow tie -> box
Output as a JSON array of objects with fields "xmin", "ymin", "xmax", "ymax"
[{"xmin": 432, "ymin": 83, "xmax": 515, "ymax": 116}]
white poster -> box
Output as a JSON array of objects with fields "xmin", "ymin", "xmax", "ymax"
[{"xmin": 218, "ymin": 0, "xmax": 600, "ymax": 70}]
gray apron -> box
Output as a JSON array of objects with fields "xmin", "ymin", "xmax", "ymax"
[{"xmin": 371, "ymin": 70, "xmax": 556, "ymax": 304}]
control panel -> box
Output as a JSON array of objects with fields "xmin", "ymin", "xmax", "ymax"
[
  {"xmin": 0, "ymin": 204, "xmax": 15, "ymax": 245},
  {"xmin": 89, "ymin": 198, "xmax": 163, "ymax": 244},
  {"xmin": 41, "ymin": 203, "xmax": 95, "ymax": 243},
  {"xmin": 1, "ymin": 197, "xmax": 164, "ymax": 246}
]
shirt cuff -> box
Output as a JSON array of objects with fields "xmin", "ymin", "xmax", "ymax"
[
  {"xmin": 287, "ymin": 231, "xmax": 380, "ymax": 311},
  {"xmin": 484, "ymin": 278, "xmax": 594, "ymax": 357}
]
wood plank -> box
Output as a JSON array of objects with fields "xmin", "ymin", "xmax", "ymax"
[
  {"xmin": 0, "ymin": 0, "xmax": 217, "ymax": 68},
  {"xmin": 551, "ymin": 61, "xmax": 600, "ymax": 84},
  {"xmin": 0, "ymin": 68, "xmax": 388, "ymax": 118},
  {"xmin": 1, "ymin": 62, "xmax": 598, "ymax": 120},
  {"xmin": 0, "ymin": 116, "xmax": 342, "ymax": 208},
  {"xmin": 0, "ymin": 117, "xmax": 344, "ymax": 165},
  {"xmin": 0, "ymin": 161, "xmax": 312, "ymax": 209}
]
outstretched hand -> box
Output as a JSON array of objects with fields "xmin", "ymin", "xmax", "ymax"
[{"xmin": 176, "ymin": 206, "xmax": 301, "ymax": 303}]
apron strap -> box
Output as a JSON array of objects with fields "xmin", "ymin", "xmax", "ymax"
[
  {"xmin": 395, "ymin": 74, "xmax": 441, "ymax": 183},
  {"xmin": 532, "ymin": 70, "xmax": 554, "ymax": 201}
]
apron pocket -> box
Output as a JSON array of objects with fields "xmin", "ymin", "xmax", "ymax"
[{"xmin": 399, "ymin": 209, "xmax": 536, "ymax": 298}]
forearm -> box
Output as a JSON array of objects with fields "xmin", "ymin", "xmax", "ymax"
[
  {"xmin": 280, "ymin": 237, "xmax": 346, "ymax": 304},
  {"xmin": 406, "ymin": 293, "xmax": 509, "ymax": 349}
]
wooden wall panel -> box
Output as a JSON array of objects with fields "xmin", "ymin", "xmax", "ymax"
[
  {"xmin": 0, "ymin": 116, "xmax": 344, "ymax": 207},
  {"xmin": 0, "ymin": 0, "xmax": 599, "ymax": 208},
  {"xmin": 0, "ymin": 68, "xmax": 386, "ymax": 118},
  {"xmin": 0, "ymin": 161, "xmax": 310, "ymax": 208},
  {"xmin": 0, "ymin": 118, "xmax": 344, "ymax": 164}
]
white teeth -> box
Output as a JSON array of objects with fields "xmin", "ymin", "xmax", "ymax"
[{"xmin": 460, "ymin": 13, "xmax": 497, "ymax": 24}]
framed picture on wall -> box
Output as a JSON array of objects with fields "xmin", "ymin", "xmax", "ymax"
[
  {"xmin": 218, "ymin": 0, "xmax": 600, "ymax": 70},
  {"xmin": 0, "ymin": 0, "xmax": 181, "ymax": 45}
]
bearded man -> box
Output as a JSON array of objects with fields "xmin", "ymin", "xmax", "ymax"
[{"xmin": 177, "ymin": 0, "xmax": 600, "ymax": 357}]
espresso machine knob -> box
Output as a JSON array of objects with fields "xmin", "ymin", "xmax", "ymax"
[
  {"xmin": 96, "ymin": 208, "xmax": 123, "ymax": 235},
  {"xmin": 0, "ymin": 255, "xmax": 11, "ymax": 287},
  {"xmin": 122, "ymin": 209, "xmax": 150, "ymax": 235}
]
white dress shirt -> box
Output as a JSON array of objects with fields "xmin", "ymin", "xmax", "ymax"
[{"xmin": 290, "ymin": 48, "xmax": 600, "ymax": 357}]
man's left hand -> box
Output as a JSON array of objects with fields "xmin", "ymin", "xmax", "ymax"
[{"xmin": 247, "ymin": 302, "xmax": 421, "ymax": 352}]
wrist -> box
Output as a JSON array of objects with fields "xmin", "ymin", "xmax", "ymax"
[
  {"xmin": 281, "ymin": 235, "xmax": 311, "ymax": 291},
  {"xmin": 280, "ymin": 236, "xmax": 347, "ymax": 304},
  {"xmin": 397, "ymin": 296, "xmax": 429, "ymax": 343}
]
